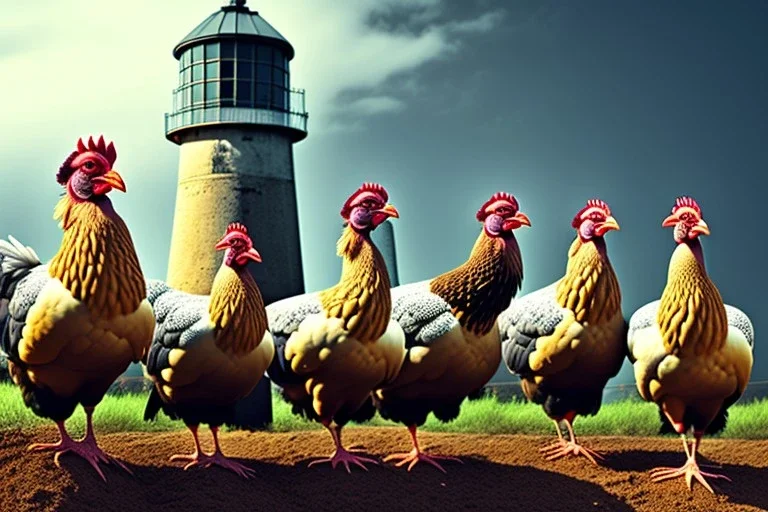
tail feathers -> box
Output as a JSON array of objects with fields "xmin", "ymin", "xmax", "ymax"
[
  {"xmin": 144, "ymin": 386, "xmax": 164, "ymax": 422},
  {"xmin": 0, "ymin": 236, "xmax": 41, "ymax": 300}
]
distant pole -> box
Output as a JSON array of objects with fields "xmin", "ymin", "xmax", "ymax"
[{"xmin": 371, "ymin": 220, "xmax": 400, "ymax": 286}]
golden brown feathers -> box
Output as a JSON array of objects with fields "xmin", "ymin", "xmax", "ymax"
[
  {"xmin": 48, "ymin": 197, "xmax": 145, "ymax": 318},
  {"xmin": 656, "ymin": 241, "xmax": 727, "ymax": 356},
  {"xmin": 208, "ymin": 265, "xmax": 268, "ymax": 356},
  {"xmin": 555, "ymin": 237, "xmax": 621, "ymax": 325},
  {"xmin": 319, "ymin": 226, "xmax": 392, "ymax": 343},
  {"xmin": 430, "ymin": 231, "xmax": 524, "ymax": 336}
]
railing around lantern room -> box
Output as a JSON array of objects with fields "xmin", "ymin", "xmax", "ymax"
[{"xmin": 164, "ymin": 87, "xmax": 308, "ymax": 141}]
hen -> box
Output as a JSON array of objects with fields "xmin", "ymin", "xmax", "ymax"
[
  {"xmin": 266, "ymin": 182, "xmax": 405, "ymax": 472},
  {"xmin": 143, "ymin": 222, "xmax": 274, "ymax": 478},
  {"xmin": 627, "ymin": 196, "xmax": 753, "ymax": 493},
  {"xmin": 500, "ymin": 199, "xmax": 624, "ymax": 465},
  {"xmin": 373, "ymin": 191, "xmax": 529, "ymax": 473},
  {"xmin": 0, "ymin": 136, "xmax": 154, "ymax": 480}
]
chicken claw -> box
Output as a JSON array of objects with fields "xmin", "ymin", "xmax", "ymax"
[
  {"xmin": 650, "ymin": 459, "xmax": 731, "ymax": 494},
  {"xmin": 29, "ymin": 429, "xmax": 130, "ymax": 482},
  {"xmin": 383, "ymin": 449, "xmax": 463, "ymax": 474},
  {"xmin": 543, "ymin": 440, "xmax": 604, "ymax": 465},
  {"xmin": 308, "ymin": 447, "xmax": 379, "ymax": 473},
  {"xmin": 170, "ymin": 450, "xmax": 257, "ymax": 478}
]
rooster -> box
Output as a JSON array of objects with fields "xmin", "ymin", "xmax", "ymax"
[
  {"xmin": 627, "ymin": 196, "xmax": 753, "ymax": 493},
  {"xmin": 266, "ymin": 182, "xmax": 405, "ymax": 472},
  {"xmin": 499, "ymin": 198, "xmax": 624, "ymax": 465},
  {"xmin": 0, "ymin": 136, "xmax": 154, "ymax": 480},
  {"xmin": 372, "ymin": 191, "xmax": 529, "ymax": 473},
  {"xmin": 142, "ymin": 222, "xmax": 273, "ymax": 478}
]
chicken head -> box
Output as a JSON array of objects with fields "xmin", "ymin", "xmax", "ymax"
[
  {"xmin": 662, "ymin": 196, "xmax": 710, "ymax": 243},
  {"xmin": 215, "ymin": 222, "xmax": 262, "ymax": 268},
  {"xmin": 571, "ymin": 198, "xmax": 620, "ymax": 240},
  {"xmin": 57, "ymin": 135, "xmax": 125, "ymax": 199},
  {"xmin": 476, "ymin": 191, "xmax": 531, "ymax": 237}
]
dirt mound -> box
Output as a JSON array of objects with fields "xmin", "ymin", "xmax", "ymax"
[{"xmin": 0, "ymin": 427, "xmax": 766, "ymax": 512}]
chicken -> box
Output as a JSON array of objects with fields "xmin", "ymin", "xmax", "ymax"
[
  {"xmin": 0, "ymin": 136, "xmax": 154, "ymax": 480},
  {"xmin": 627, "ymin": 196, "xmax": 753, "ymax": 493},
  {"xmin": 373, "ymin": 191, "xmax": 529, "ymax": 473},
  {"xmin": 499, "ymin": 198, "xmax": 624, "ymax": 465},
  {"xmin": 143, "ymin": 222, "xmax": 274, "ymax": 478},
  {"xmin": 266, "ymin": 182, "xmax": 405, "ymax": 472}
]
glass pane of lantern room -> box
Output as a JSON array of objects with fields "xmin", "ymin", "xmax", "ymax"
[
  {"xmin": 255, "ymin": 84, "xmax": 269, "ymax": 108},
  {"xmin": 221, "ymin": 61, "xmax": 235, "ymax": 80},
  {"xmin": 206, "ymin": 82, "xmax": 219, "ymax": 102},
  {"xmin": 220, "ymin": 41, "xmax": 235, "ymax": 59},
  {"xmin": 206, "ymin": 62, "xmax": 219, "ymax": 79},
  {"xmin": 205, "ymin": 42, "xmax": 219, "ymax": 60},
  {"xmin": 192, "ymin": 45, "xmax": 203, "ymax": 63},
  {"xmin": 237, "ymin": 42, "xmax": 254, "ymax": 60},
  {"xmin": 237, "ymin": 61, "xmax": 253, "ymax": 80},
  {"xmin": 256, "ymin": 64, "xmax": 271, "ymax": 82},
  {"xmin": 272, "ymin": 86, "xmax": 285, "ymax": 110},
  {"xmin": 192, "ymin": 64, "xmax": 203, "ymax": 82},
  {"xmin": 221, "ymin": 80, "xmax": 234, "ymax": 100},
  {"xmin": 237, "ymin": 80, "xmax": 252, "ymax": 106},
  {"xmin": 257, "ymin": 46, "xmax": 273, "ymax": 63},
  {"xmin": 192, "ymin": 84, "xmax": 203, "ymax": 104}
]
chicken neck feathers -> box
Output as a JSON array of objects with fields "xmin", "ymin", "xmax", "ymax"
[
  {"xmin": 429, "ymin": 230, "xmax": 523, "ymax": 337},
  {"xmin": 319, "ymin": 225, "xmax": 391, "ymax": 343},
  {"xmin": 208, "ymin": 265, "xmax": 268, "ymax": 356},
  {"xmin": 656, "ymin": 240, "xmax": 728, "ymax": 356},
  {"xmin": 48, "ymin": 196, "xmax": 145, "ymax": 318}
]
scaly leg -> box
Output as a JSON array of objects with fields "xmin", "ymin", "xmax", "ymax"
[
  {"xmin": 307, "ymin": 423, "xmax": 379, "ymax": 473},
  {"xmin": 539, "ymin": 420, "xmax": 568, "ymax": 453},
  {"xmin": 543, "ymin": 417, "xmax": 604, "ymax": 465},
  {"xmin": 383, "ymin": 424, "xmax": 463, "ymax": 474},
  {"xmin": 169, "ymin": 425, "xmax": 213, "ymax": 470},
  {"xmin": 199, "ymin": 426, "xmax": 256, "ymax": 479},
  {"xmin": 28, "ymin": 407, "xmax": 131, "ymax": 481},
  {"xmin": 650, "ymin": 432, "xmax": 731, "ymax": 494}
]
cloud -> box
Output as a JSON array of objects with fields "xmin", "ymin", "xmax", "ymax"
[
  {"xmin": 446, "ymin": 9, "xmax": 506, "ymax": 34},
  {"xmin": 343, "ymin": 96, "xmax": 406, "ymax": 116}
]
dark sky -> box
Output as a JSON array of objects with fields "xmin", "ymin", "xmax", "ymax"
[{"xmin": 293, "ymin": 0, "xmax": 768, "ymax": 384}]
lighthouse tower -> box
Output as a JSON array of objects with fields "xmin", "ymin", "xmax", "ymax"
[
  {"xmin": 165, "ymin": 0, "xmax": 307, "ymax": 302},
  {"xmin": 164, "ymin": 0, "xmax": 307, "ymax": 428}
]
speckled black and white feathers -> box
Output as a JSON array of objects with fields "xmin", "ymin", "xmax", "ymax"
[
  {"xmin": 390, "ymin": 280, "xmax": 459, "ymax": 349},
  {"xmin": 265, "ymin": 292, "xmax": 322, "ymax": 387},
  {"xmin": 499, "ymin": 283, "xmax": 565, "ymax": 377},
  {"xmin": 0, "ymin": 237, "xmax": 79, "ymax": 421}
]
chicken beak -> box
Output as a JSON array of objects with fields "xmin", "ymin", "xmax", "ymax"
[
  {"xmin": 92, "ymin": 169, "xmax": 126, "ymax": 193},
  {"xmin": 690, "ymin": 218, "xmax": 710, "ymax": 236},
  {"xmin": 376, "ymin": 204, "xmax": 399, "ymax": 219},
  {"xmin": 214, "ymin": 238, "xmax": 229, "ymax": 251},
  {"xmin": 502, "ymin": 211, "xmax": 532, "ymax": 230},
  {"xmin": 661, "ymin": 213, "xmax": 679, "ymax": 228},
  {"xmin": 595, "ymin": 216, "xmax": 620, "ymax": 236},
  {"xmin": 244, "ymin": 247, "xmax": 262, "ymax": 263}
]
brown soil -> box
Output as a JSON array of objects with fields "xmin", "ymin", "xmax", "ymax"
[{"xmin": 0, "ymin": 427, "xmax": 766, "ymax": 512}]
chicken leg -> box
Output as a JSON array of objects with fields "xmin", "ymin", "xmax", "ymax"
[
  {"xmin": 650, "ymin": 433, "xmax": 731, "ymax": 494},
  {"xmin": 28, "ymin": 407, "xmax": 132, "ymax": 481},
  {"xmin": 308, "ymin": 423, "xmax": 379, "ymax": 473},
  {"xmin": 383, "ymin": 424, "xmax": 463, "ymax": 474},
  {"xmin": 541, "ymin": 415, "xmax": 604, "ymax": 465},
  {"xmin": 203, "ymin": 426, "xmax": 256, "ymax": 478},
  {"xmin": 169, "ymin": 424, "xmax": 210, "ymax": 470}
]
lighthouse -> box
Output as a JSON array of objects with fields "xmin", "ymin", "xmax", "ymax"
[{"xmin": 164, "ymin": 0, "xmax": 308, "ymax": 428}]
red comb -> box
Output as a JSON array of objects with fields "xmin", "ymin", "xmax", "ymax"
[
  {"xmin": 572, "ymin": 198, "xmax": 611, "ymax": 228},
  {"xmin": 225, "ymin": 222, "xmax": 249, "ymax": 236},
  {"xmin": 476, "ymin": 192, "xmax": 519, "ymax": 221},
  {"xmin": 672, "ymin": 196, "xmax": 701, "ymax": 214},
  {"xmin": 340, "ymin": 182, "xmax": 389, "ymax": 218},
  {"xmin": 56, "ymin": 135, "xmax": 118, "ymax": 185}
]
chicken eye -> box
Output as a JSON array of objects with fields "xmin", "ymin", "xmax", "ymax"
[
  {"xmin": 84, "ymin": 161, "xmax": 95, "ymax": 170},
  {"xmin": 679, "ymin": 213, "xmax": 691, "ymax": 222}
]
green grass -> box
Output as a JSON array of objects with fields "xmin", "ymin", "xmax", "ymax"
[{"xmin": 1, "ymin": 382, "xmax": 766, "ymax": 439}]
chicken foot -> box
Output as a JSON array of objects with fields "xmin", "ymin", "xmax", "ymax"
[
  {"xmin": 383, "ymin": 424, "xmax": 463, "ymax": 474},
  {"xmin": 307, "ymin": 424, "xmax": 379, "ymax": 473},
  {"xmin": 650, "ymin": 433, "xmax": 731, "ymax": 494},
  {"xmin": 169, "ymin": 425, "xmax": 255, "ymax": 478},
  {"xmin": 541, "ymin": 418, "xmax": 604, "ymax": 465},
  {"xmin": 28, "ymin": 407, "xmax": 132, "ymax": 481}
]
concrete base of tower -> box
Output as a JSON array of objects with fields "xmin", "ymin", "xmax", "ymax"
[{"xmin": 166, "ymin": 126, "xmax": 306, "ymax": 429}]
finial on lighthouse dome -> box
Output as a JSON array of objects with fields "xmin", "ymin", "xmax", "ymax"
[{"xmin": 231, "ymin": 0, "xmax": 247, "ymax": 7}]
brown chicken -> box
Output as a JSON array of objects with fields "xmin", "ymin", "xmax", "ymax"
[
  {"xmin": 0, "ymin": 136, "xmax": 155, "ymax": 480},
  {"xmin": 499, "ymin": 199, "xmax": 625, "ymax": 464},
  {"xmin": 627, "ymin": 196, "xmax": 754, "ymax": 493},
  {"xmin": 266, "ymin": 183, "xmax": 406, "ymax": 472},
  {"xmin": 143, "ymin": 222, "xmax": 274, "ymax": 478},
  {"xmin": 373, "ymin": 191, "xmax": 529, "ymax": 473}
]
